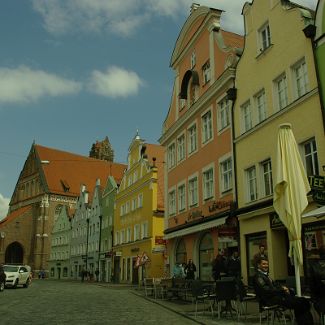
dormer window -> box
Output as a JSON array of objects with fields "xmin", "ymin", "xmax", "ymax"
[
  {"xmin": 60, "ymin": 179, "xmax": 70, "ymax": 192},
  {"xmin": 259, "ymin": 23, "xmax": 271, "ymax": 52}
]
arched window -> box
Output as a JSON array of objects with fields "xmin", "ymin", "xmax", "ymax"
[
  {"xmin": 199, "ymin": 233, "xmax": 214, "ymax": 281},
  {"xmin": 175, "ymin": 239, "xmax": 187, "ymax": 264}
]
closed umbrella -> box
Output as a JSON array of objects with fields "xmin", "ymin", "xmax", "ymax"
[{"xmin": 273, "ymin": 123, "xmax": 311, "ymax": 296}]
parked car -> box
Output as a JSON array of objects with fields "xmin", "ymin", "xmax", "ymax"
[{"xmin": 3, "ymin": 265, "xmax": 31, "ymax": 288}]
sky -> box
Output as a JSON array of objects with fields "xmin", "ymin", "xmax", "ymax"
[{"xmin": 0, "ymin": 0, "xmax": 318, "ymax": 219}]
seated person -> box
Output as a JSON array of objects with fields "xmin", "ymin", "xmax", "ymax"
[
  {"xmin": 253, "ymin": 257, "xmax": 313, "ymax": 325},
  {"xmin": 309, "ymin": 245, "xmax": 325, "ymax": 316}
]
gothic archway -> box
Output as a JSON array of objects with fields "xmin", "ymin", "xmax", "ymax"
[{"xmin": 5, "ymin": 242, "xmax": 24, "ymax": 264}]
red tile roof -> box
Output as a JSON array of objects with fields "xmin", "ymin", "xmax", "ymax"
[
  {"xmin": 35, "ymin": 144, "xmax": 126, "ymax": 198},
  {"xmin": 0, "ymin": 206, "xmax": 32, "ymax": 228}
]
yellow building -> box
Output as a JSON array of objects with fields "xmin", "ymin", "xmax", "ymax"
[
  {"xmin": 233, "ymin": 0, "xmax": 325, "ymax": 285},
  {"xmin": 112, "ymin": 133, "xmax": 165, "ymax": 283}
]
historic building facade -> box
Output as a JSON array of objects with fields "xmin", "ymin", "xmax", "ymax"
[
  {"xmin": 48, "ymin": 205, "xmax": 72, "ymax": 279},
  {"xmin": 113, "ymin": 134, "xmax": 165, "ymax": 284},
  {"xmin": 0, "ymin": 142, "xmax": 125, "ymax": 275},
  {"xmin": 159, "ymin": 4, "xmax": 243, "ymax": 280},
  {"xmin": 233, "ymin": 0, "xmax": 325, "ymax": 284}
]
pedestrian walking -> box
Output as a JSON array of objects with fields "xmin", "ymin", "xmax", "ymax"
[{"xmin": 184, "ymin": 259, "xmax": 196, "ymax": 280}]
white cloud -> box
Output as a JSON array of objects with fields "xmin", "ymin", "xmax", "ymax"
[
  {"xmin": 0, "ymin": 194, "xmax": 9, "ymax": 221},
  {"xmin": 0, "ymin": 66, "xmax": 82, "ymax": 104},
  {"xmin": 32, "ymin": 0, "xmax": 318, "ymax": 37},
  {"xmin": 88, "ymin": 66, "xmax": 144, "ymax": 98}
]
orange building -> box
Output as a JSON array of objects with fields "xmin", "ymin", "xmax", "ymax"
[
  {"xmin": 159, "ymin": 4, "xmax": 243, "ymax": 280},
  {"xmin": 0, "ymin": 143, "xmax": 125, "ymax": 275}
]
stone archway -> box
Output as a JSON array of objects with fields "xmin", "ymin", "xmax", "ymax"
[{"xmin": 5, "ymin": 242, "xmax": 24, "ymax": 264}]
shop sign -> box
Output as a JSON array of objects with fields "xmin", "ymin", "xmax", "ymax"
[
  {"xmin": 131, "ymin": 247, "xmax": 140, "ymax": 253},
  {"xmin": 115, "ymin": 251, "xmax": 122, "ymax": 256},
  {"xmin": 152, "ymin": 245, "xmax": 165, "ymax": 253},
  {"xmin": 218, "ymin": 227, "xmax": 237, "ymax": 237},
  {"xmin": 56, "ymin": 263, "xmax": 61, "ymax": 266},
  {"xmin": 309, "ymin": 175, "xmax": 325, "ymax": 204},
  {"xmin": 270, "ymin": 213, "xmax": 284, "ymax": 229},
  {"xmin": 208, "ymin": 200, "xmax": 233, "ymax": 213},
  {"xmin": 304, "ymin": 221, "xmax": 325, "ymax": 232},
  {"xmin": 155, "ymin": 236, "xmax": 166, "ymax": 245}
]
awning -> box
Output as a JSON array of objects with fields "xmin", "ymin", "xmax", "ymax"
[
  {"xmin": 164, "ymin": 216, "xmax": 226, "ymax": 240},
  {"xmin": 302, "ymin": 206, "xmax": 325, "ymax": 219}
]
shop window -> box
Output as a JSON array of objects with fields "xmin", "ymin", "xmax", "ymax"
[
  {"xmin": 63, "ymin": 267, "xmax": 68, "ymax": 277},
  {"xmin": 175, "ymin": 239, "xmax": 187, "ymax": 264},
  {"xmin": 199, "ymin": 233, "xmax": 214, "ymax": 281}
]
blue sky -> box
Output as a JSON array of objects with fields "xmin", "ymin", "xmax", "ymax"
[{"xmin": 0, "ymin": 0, "xmax": 317, "ymax": 219}]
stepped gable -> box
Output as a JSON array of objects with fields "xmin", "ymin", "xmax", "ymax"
[{"xmin": 35, "ymin": 144, "xmax": 126, "ymax": 199}]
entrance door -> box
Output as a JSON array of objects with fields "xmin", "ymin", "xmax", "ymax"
[
  {"xmin": 132, "ymin": 258, "xmax": 139, "ymax": 284},
  {"xmin": 57, "ymin": 267, "xmax": 61, "ymax": 280},
  {"xmin": 5, "ymin": 242, "xmax": 24, "ymax": 264},
  {"xmin": 113, "ymin": 257, "xmax": 120, "ymax": 283}
]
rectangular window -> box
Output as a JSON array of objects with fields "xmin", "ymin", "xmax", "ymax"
[
  {"xmin": 134, "ymin": 224, "xmax": 141, "ymax": 241},
  {"xmin": 246, "ymin": 166, "xmax": 257, "ymax": 202},
  {"xmin": 188, "ymin": 124, "xmax": 197, "ymax": 154},
  {"xmin": 259, "ymin": 23, "xmax": 271, "ymax": 51},
  {"xmin": 131, "ymin": 197, "xmax": 137, "ymax": 211},
  {"xmin": 188, "ymin": 177, "xmax": 198, "ymax": 207},
  {"xmin": 115, "ymin": 231, "xmax": 119, "ymax": 245},
  {"xmin": 218, "ymin": 97, "xmax": 230, "ymax": 131},
  {"xmin": 275, "ymin": 74, "xmax": 288, "ymax": 110},
  {"xmin": 220, "ymin": 158, "xmax": 232, "ymax": 192},
  {"xmin": 120, "ymin": 230, "xmax": 125, "ymax": 244},
  {"xmin": 241, "ymin": 101, "xmax": 252, "ymax": 133},
  {"xmin": 178, "ymin": 184, "xmax": 186, "ymax": 212},
  {"xmin": 293, "ymin": 59, "xmax": 308, "ymax": 98},
  {"xmin": 203, "ymin": 168, "xmax": 214, "ymax": 200},
  {"xmin": 255, "ymin": 90, "xmax": 267, "ymax": 123},
  {"xmin": 202, "ymin": 60, "xmax": 211, "ymax": 84},
  {"xmin": 138, "ymin": 193, "xmax": 143, "ymax": 208},
  {"xmin": 141, "ymin": 222, "xmax": 148, "ymax": 239},
  {"xmin": 302, "ymin": 138, "xmax": 319, "ymax": 177},
  {"xmin": 126, "ymin": 227, "xmax": 131, "ymax": 242},
  {"xmin": 168, "ymin": 190, "xmax": 176, "ymax": 216},
  {"xmin": 177, "ymin": 134, "xmax": 185, "ymax": 162},
  {"xmin": 202, "ymin": 110, "xmax": 213, "ymax": 143},
  {"xmin": 167, "ymin": 143, "xmax": 176, "ymax": 169},
  {"xmin": 261, "ymin": 159, "xmax": 273, "ymax": 197}
]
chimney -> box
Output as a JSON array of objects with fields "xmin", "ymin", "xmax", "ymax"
[
  {"xmin": 96, "ymin": 178, "xmax": 100, "ymax": 186},
  {"xmin": 190, "ymin": 3, "xmax": 200, "ymax": 14}
]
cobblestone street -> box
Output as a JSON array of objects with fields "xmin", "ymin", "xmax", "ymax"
[{"xmin": 0, "ymin": 279, "xmax": 317, "ymax": 325}]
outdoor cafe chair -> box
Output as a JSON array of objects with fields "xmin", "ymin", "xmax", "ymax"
[{"xmin": 144, "ymin": 278, "xmax": 156, "ymax": 299}]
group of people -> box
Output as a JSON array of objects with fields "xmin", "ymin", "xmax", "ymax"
[
  {"xmin": 211, "ymin": 249, "xmax": 241, "ymax": 280},
  {"xmin": 172, "ymin": 259, "xmax": 197, "ymax": 280}
]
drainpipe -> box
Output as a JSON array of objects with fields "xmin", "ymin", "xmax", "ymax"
[{"xmin": 85, "ymin": 218, "xmax": 89, "ymax": 271}]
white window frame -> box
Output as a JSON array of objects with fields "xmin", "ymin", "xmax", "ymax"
[
  {"xmin": 134, "ymin": 224, "xmax": 141, "ymax": 241},
  {"xmin": 178, "ymin": 182, "xmax": 186, "ymax": 212},
  {"xmin": 292, "ymin": 58, "xmax": 308, "ymax": 99},
  {"xmin": 246, "ymin": 166, "xmax": 258, "ymax": 202},
  {"xmin": 141, "ymin": 221, "xmax": 148, "ymax": 239},
  {"xmin": 138, "ymin": 193, "xmax": 143, "ymax": 208},
  {"xmin": 241, "ymin": 101, "xmax": 252, "ymax": 133},
  {"xmin": 217, "ymin": 96, "xmax": 230, "ymax": 131},
  {"xmin": 201, "ymin": 108, "xmax": 213, "ymax": 145},
  {"xmin": 259, "ymin": 22, "xmax": 271, "ymax": 52},
  {"xmin": 188, "ymin": 174, "xmax": 198, "ymax": 207},
  {"xmin": 167, "ymin": 142, "xmax": 176, "ymax": 169},
  {"xmin": 168, "ymin": 187, "xmax": 176, "ymax": 216},
  {"xmin": 301, "ymin": 138, "xmax": 319, "ymax": 177},
  {"xmin": 126, "ymin": 227, "xmax": 131, "ymax": 242},
  {"xmin": 219, "ymin": 156, "xmax": 232, "ymax": 193},
  {"xmin": 202, "ymin": 164, "xmax": 215, "ymax": 201},
  {"xmin": 254, "ymin": 89, "xmax": 267, "ymax": 123},
  {"xmin": 274, "ymin": 73, "xmax": 288, "ymax": 111},
  {"xmin": 260, "ymin": 159, "xmax": 273, "ymax": 197},
  {"xmin": 177, "ymin": 133, "xmax": 186, "ymax": 163},
  {"xmin": 187, "ymin": 121, "xmax": 198, "ymax": 156}
]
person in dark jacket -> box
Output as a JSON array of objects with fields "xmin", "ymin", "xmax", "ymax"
[
  {"xmin": 212, "ymin": 254, "xmax": 226, "ymax": 281},
  {"xmin": 254, "ymin": 257, "xmax": 313, "ymax": 325},
  {"xmin": 0, "ymin": 264, "xmax": 6, "ymax": 291},
  {"xmin": 309, "ymin": 245, "xmax": 325, "ymax": 317},
  {"xmin": 184, "ymin": 259, "xmax": 196, "ymax": 280},
  {"xmin": 226, "ymin": 250, "xmax": 241, "ymax": 278}
]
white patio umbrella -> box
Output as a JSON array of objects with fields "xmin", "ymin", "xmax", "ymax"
[{"xmin": 273, "ymin": 123, "xmax": 311, "ymax": 296}]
